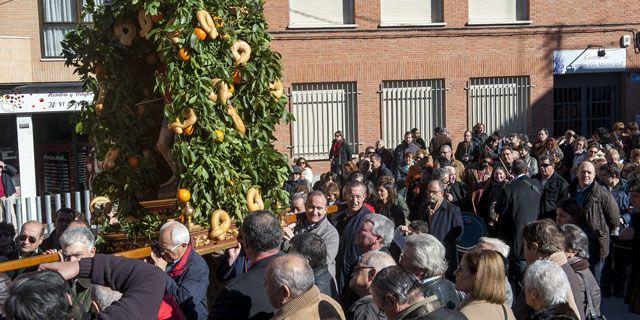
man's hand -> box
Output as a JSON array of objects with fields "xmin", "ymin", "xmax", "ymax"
[
  {"xmin": 44, "ymin": 249, "xmax": 58, "ymax": 255},
  {"xmin": 150, "ymin": 251, "xmax": 168, "ymax": 271},
  {"xmin": 39, "ymin": 260, "xmax": 80, "ymax": 280},
  {"xmin": 444, "ymin": 192, "xmax": 454, "ymax": 202},
  {"xmin": 282, "ymin": 225, "xmax": 295, "ymax": 241},
  {"xmin": 227, "ymin": 243, "xmax": 242, "ymax": 267}
]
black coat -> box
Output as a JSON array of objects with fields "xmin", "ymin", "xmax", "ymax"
[
  {"xmin": 165, "ymin": 247, "xmax": 209, "ymax": 320},
  {"xmin": 370, "ymin": 163, "xmax": 393, "ymax": 187},
  {"xmin": 497, "ymin": 175, "xmax": 541, "ymax": 260},
  {"xmin": 524, "ymin": 303, "xmax": 578, "ymax": 320},
  {"xmin": 330, "ymin": 140, "xmax": 353, "ymax": 173},
  {"xmin": 533, "ymin": 172, "xmax": 569, "ymax": 220},
  {"xmin": 313, "ymin": 265, "xmax": 337, "ymax": 299},
  {"xmin": 0, "ymin": 164, "xmax": 17, "ymax": 197},
  {"xmin": 210, "ymin": 252, "xmax": 284, "ymax": 320}
]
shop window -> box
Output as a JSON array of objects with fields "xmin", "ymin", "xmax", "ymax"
[
  {"xmin": 288, "ymin": 0, "xmax": 355, "ymax": 28},
  {"xmin": 381, "ymin": 79, "xmax": 446, "ymax": 148},
  {"xmin": 291, "ymin": 82, "xmax": 359, "ymax": 160},
  {"xmin": 467, "ymin": 76, "xmax": 531, "ymax": 136},
  {"xmin": 468, "ymin": 0, "xmax": 528, "ymax": 24},
  {"xmin": 41, "ymin": 0, "xmax": 107, "ymax": 58},
  {"xmin": 380, "ymin": 0, "xmax": 443, "ymax": 26}
]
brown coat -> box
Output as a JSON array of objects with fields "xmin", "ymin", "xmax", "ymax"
[
  {"xmin": 271, "ymin": 285, "xmax": 345, "ymax": 320},
  {"xmin": 459, "ymin": 299, "xmax": 516, "ymax": 320}
]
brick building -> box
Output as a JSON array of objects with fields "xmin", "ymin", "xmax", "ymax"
[{"xmin": 1, "ymin": 0, "xmax": 640, "ymax": 194}]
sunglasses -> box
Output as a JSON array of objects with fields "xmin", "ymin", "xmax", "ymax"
[{"xmin": 19, "ymin": 234, "xmax": 38, "ymax": 244}]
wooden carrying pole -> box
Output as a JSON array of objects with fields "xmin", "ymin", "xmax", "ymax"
[{"xmin": 0, "ymin": 239, "xmax": 239, "ymax": 273}]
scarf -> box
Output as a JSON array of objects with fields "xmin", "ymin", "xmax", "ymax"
[{"xmin": 168, "ymin": 245, "xmax": 192, "ymax": 278}]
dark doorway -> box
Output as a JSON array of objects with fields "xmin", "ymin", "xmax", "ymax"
[{"xmin": 553, "ymin": 73, "xmax": 622, "ymax": 136}]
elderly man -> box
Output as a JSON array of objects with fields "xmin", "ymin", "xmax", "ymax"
[
  {"xmin": 266, "ymin": 254, "xmax": 344, "ymax": 320},
  {"xmin": 524, "ymin": 260, "xmax": 579, "ymax": 319},
  {"xmin": 435, "ymin": 145, "xmax": 465, "ymax": 182},
  {"xmin": 211, "ymin": 210, "xmax": 283, "ymax": 319},
  {"xmin": 151, "ymin": 221, "xmax": 208, "ymax": 319},
  {"xmin": 533, "ymin": 155, "xmax": 569, "ymax": 220},
  {"xmin": 496, "ymin": 159, "xmax": 540, "ymax": 295},
  {"xmin": 569, "ymin": 160, "xmax": 620, "ymax": 283},
  {"xmin": 42, "ymin": 208, "xmax": 76, "ymax": 251},
  {"xmin": 370, "ymin": 266, "xmax": 466, "ymax": 320},
  {"xmin": 289, "ymin": 232, "xmax": 337, "ymax": 297},
  {"xmin": 416, "ymin": 180, "xmax": 463, "ymax": 280},
  {"xmin": 332, "ymin": 180, "xmax": 374, "ymax": 294},
  {"xmin": 348, "ymin": 251, "xmax": 396, "ymax": 320},
  {"xmin": 400, "ymin": 234, "xmax": 461, "ymax": 310},
  {"xmin": 59, "ymin": 226, "xmax": 96, "ymax": 320},
  {"xmin": 358, "ymin": 213, "xmax": 394, "ymax": 254},
  {"xmin": 515, "ymin": 220, "xmax": 584, "ymax": 320},
  {"xmin": 8, "ymin": 221, "xmax": 45, "ymax": 278},
  {"xmin": 288, "ymin": 191, "xmax": 339, "ymax": 277}
]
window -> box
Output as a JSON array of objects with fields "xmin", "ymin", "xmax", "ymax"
[
  {"xmin": 41, "ymin": 0, "xmax": 106, "ymax": 58},
  {"xmin": 291, "ymin": 82, "xmax": 358, "ymax": 159},
  {"xmin": 381, "ymin": 79, "xmax": 446, "ymax": 148},
  {"xmin": 380, "ymin": 0, "xmax": 443, "ymax": 26},
  {"xmin": 468, "ymin": 0, "xmax": 528, "ymax": 24},
  {"xmin": 467, "ymin": 76, "xmax": 531, "ymax": 135},
  {"xmin": 288, "ymin": 0, "xmax": 355, "ymax": 28}
]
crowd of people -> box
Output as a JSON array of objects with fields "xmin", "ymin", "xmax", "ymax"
[{"xmin": 0, "ymin": 122, "xmax": 640, "ymax": 319}]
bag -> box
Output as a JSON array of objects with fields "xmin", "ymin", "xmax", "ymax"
[{"xmin": 576, "ymin": 271, "xmax": 606, "ymax": 320}]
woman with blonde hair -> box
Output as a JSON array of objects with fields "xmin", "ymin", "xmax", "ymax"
[{"xmin": 455, "ymin": 249, "xmax": 516, "ymax": 320}]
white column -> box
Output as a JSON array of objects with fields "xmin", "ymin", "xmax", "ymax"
[{"xmin": 16, "ymin": 115, "xmax": 36, "ymax": 221}]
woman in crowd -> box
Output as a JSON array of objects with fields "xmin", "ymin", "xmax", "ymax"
[
  {"xmin": 555, "ymin": 198, "xmax": 598, "ymax": 267},
  {"xmin": 329, "ymin": 130, "xmax": 352, "ymax": 175},
  {"xmin": 323, "ymin": 181, "xmax": 341, "ymax": 207},
  {"xmin": 295, "ymin": 157, "xmax": 313, "ymax": 188},
  {"xmin": 472, "ymin": 123, "xmax": 488, "ymax": 147},
  {"xmin": 464, "ymin": 152, "xmax": 493, "ymax": 214},
  {"xmin": 396, "ymin": 152, "xmax": 414, "ymax": 190},
  {"xmin": 524, "ymin": 260, "xmax": 579, "ymax": 320},
  {"xmin": 376, "ymin": 183, "xmax": 409, "ymax": 227},
  {"xmin": 544, "ymin": 138, "xmax": 564, "ymax": 167},
  {"xmin": 454, "ymin": 249, "xmax": 516, "ymax": 320},
  {"xmin": 477, "ymin": 166, "xmax": 508, "ymax": 235}
]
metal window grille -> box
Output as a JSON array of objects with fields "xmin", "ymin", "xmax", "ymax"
[
  {"xmin": 381, "ymin": 79, "xmax": 446, "ymax": 148},
  {"xmin": 290, "ymin": 82, "xmax": 358, "ymax": 160},
  {"xmin": 467, "ymin": 76, "xmax": 531, "ymax": 136},
  {"xmin": 553, "ymin": 86, "xmax": 582, "ymax": 136}
]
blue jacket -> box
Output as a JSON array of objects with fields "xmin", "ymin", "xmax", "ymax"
[
  {"xmin": 165, "ymin": 247, "xmax": 209, "ymax": 320},
  {"xmin": 331, "ymin": 205, "xmax": 373, "ymax": 294}
]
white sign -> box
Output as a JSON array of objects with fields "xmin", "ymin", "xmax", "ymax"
[
  {"xmin": 553, "ymin": 48, "xmax": 626, "ymax": 75},
  {"xmin": 0, "ymin": 86, "xmax": 93, "ymax": 114}
]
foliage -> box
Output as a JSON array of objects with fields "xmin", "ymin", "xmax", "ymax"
[{"xmin": 62, "ymin": 0, "xmax": 291, "ymax": 235}]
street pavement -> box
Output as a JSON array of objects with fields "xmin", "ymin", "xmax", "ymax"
[{"xmin": 601, "ymin": 297, "xmax": 640, "ymax": 319}]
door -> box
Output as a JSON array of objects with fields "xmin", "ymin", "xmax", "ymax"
[{"xmin": 553, "ymin": 73, "xmax": 621, "ymax": 136}]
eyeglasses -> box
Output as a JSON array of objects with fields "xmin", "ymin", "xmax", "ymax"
[
  {"xmin": 540, "ymin": 163, "xmax": 552, "ymax": 168},
  {"xmin": 158, "ymin": 243, "xmax": 183, "ymax": 255},
  {"xmin": 19, "ymin": 234, "xmax": 38, "ymax": 244}
]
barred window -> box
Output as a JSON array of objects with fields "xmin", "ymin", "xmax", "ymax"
[
  {"xmin": 291, "ymin": 82, "xmax": 359, "ymax": 160},
  {"xmin": 381, "ymin": 79, "xmax": 446, "ymax": 148},
  {"xmin": 467, "ymin": 76, "xmax": 531, "ymax": 135}
]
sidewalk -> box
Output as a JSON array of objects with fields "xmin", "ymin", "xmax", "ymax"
[{"xmin": 601, "ymin": 297, "xmax": 640, "ymax": 320}]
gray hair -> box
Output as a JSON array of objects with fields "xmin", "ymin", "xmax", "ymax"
[
  {"xmin": 363, "ymin": 213, "xmax": 394, "ymax": 247},
  {"xmin": 444, "ymin": 166, "xmax": 456, "ymax": 175},
  {"xmin": 360, "ymin": 251, "xmax": 396, "ymax": 272},
  {"xmin": 478, "ymin": 237, "xmax": 510, "ymax": 258},
  {"xmin": 440, "ymin": 145, "xmax": 452, "ymax": 153},
  {"xmin": 268, "ymin": 254, "xmax": 315, "ymax": 298},
  {"xmin": 291, "ymin": 191, "xmax": 307, "ymax": 204},
  {"xmin": 430, "ymin": 173, "xmax": 448, "ymax": 187},
  {"xmin": 559, "ymin": 224, "xmax": 590, "ymax": 259},
  {"xmin": 524, "ymin": 260, "xmax": 570, "ymax": 307},
  {"xmin": 403, "ymin": 234, "xmax": 448, "ymax": 278},
  {"xmin": 92, "ymin": 285, "xmax": 122, "ymax": 311},
  {"xmin": 59, "ymin": 227, "xmax": 95, "ymax": 251},
  {"xmin": 160, "ymin": 221, "xmax": 190, "ymax": 246}
]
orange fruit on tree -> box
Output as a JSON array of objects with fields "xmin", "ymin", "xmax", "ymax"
[
  {"xmin": 184, "ymin": 125, "xmax": 194, "ymax": 136},
  {"xmin": 215, "ymin": 129, "xmax": 224, "ymax": 142},
  {"xmin": 194, "ymin": 27, "xmax": 207, "ymax": 41},
  {"xmin": 177, "ymin": 189, "xmax": 191, "ymax": 202},
  {"xmin": 127, "ymin": 156, "xmax": 140, "ymax": 168},
  {"xmin": 178, "ymin": 48, "xmax": 190, "ymax": 61}
]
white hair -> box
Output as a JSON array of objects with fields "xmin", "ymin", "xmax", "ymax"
[
  {"xmin": 524, "ymin": 260, "xmax": 570, "ymax": 307},
  {"xmin": 440, "ymin": 145, "xmax": 452, "ymax": 153},
  {"xmin": 360, "ymin": 251, "xmax": 396, "ymax": 272},
  {"xmin": 363, "ymin": 213, "xmax": 394, "ymax": 247},
  {"xmin": 444, "ymin": 166, "xmax": 456, "ymax": 175},
  {"xmin": 404, "ymin": 234, "xmax": 448, "ymax": 278},
  {"xmin": 269, "ymin": 254, "xmax": 315, "ymax": 298},
  {"xmin": 59, "ymin": 227, "xmax": 95, "ymax": 251},
  {"xmin": 160, "ymin": 221, "xmax": 190, "ymax": 246},
  {"xmin": 478, "ymin": 237, "xmax": 510, "ymax": 258},
  {"xmin": 92, "ymin": 285, "xmax": 122, "ymax": 310}
]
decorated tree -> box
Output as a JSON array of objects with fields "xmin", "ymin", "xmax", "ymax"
[{"xmin": 63, "ymin": 0, "xmax": 292, "ymax": 238}]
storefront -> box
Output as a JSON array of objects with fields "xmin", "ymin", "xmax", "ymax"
[{"xmin": 0, "ymin": 83, "xmax": 93, "ymax": 204}]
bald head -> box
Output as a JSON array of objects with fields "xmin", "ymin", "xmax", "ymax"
[
  {"xmin": 360, "ymin": 251, "xmax": 396, "ymax": 272},
  {"xmin": 265, "ymin": 254, "xmax": 315, "ymax": 308},
  {"xmin": 19, "ymin": 221, "xmax": 44, "ymax": 253},
  {"xmin": 577, "ymin": 161, "xmax": 596, "ymax": 188}
]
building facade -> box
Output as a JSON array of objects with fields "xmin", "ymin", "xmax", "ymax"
[{"xmin": 1, "ymin": 0, "xmax": 640, "ymax": 190}]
